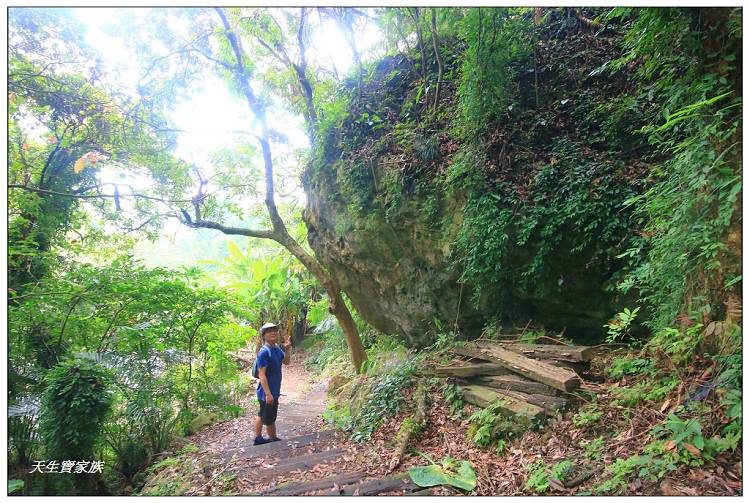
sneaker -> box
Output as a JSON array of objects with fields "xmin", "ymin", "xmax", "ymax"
[
  {"xmin": 253, "ymin": 436, "xmax": 270, "ymax": 446},
  {"xmin": 268, "ymin": 437, "xmax": 282, "ymax": 442}
]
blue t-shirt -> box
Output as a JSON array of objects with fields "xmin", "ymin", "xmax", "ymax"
[{"xmin": 256, "ymin": 344, "xmax": 285, "ymax": 401}]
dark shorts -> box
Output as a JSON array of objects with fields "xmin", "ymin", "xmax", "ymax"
[{"xmin": 258, "ymin": 399, "xmax": 279, "ymax": 425}]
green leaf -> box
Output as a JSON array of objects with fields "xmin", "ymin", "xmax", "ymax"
[
  {"xmin": 226, "ymin": 240, "xmax": 245, "ymax": 262},
  {"xmin": 409, "ymin": 465, "xmax": 447, "ymax": 488},
  {"xmin": 408, "ymin": 458, "xmax": 477, "ymax": 491}
]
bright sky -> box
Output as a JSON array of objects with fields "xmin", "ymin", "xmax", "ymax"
[
  {"xmin": 71, "ymin": 7, "xmax": 382, "ymax": 252},
  {"xmin": 75, "ymin": 7, "xmax": 380, "ymax": 168}
]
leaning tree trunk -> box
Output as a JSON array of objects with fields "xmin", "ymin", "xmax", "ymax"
[
  {"xmin": 327, "ymin": 287, "xmax": 368, "ymax": 372},
  {"xmin": 186, "ymin": 9, "xmax": 370, "ymax": 374},
  {"xmin": 276, "ymin": 232, "xmax": 368, "ymax": 372}
]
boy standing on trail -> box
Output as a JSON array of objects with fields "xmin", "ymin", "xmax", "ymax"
[{"xmin": 254, "ymin": 322, "xmax": 291, "ymax": 446}]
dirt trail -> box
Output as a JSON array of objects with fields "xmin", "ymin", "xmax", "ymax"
[
  {"xmin": 141, "ymin": 351, "xmax": 433, "ymax": 496},
  {"xmin": 187, "ymin": 352, "xmax": 328, "ymax": 456}
]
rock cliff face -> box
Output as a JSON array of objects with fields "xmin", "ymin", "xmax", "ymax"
[
  {"xmin": 304, "ymin": 180, "xmax": 622, "ymax": 347},
  {"xmin": 305, "ymin": 177, "xmax": 476, "ymax": 347},
  {"xmin": 302, "ymin": 16, "xmax": 647, "ymax": 346}
]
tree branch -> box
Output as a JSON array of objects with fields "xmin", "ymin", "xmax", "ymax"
[
  {"xmin": 210, "ymin": 9, "xmax": 368, "ymax": 373},
  {"xmin": 8, "ymin": 183, "xmax": 190, "ymax": 205},
  {"xmin": 39, "ymin": 139, "xmax": 64, "ymax": 189},
  {"xmin": 430, "ymin": 9, "xmax": 444, "ymax": 113},
  {"xmin": 97, "ymin": 299, "xmax": 134, "ymax": 353},
  {"xmin": 214, "ymin": 9, "xmax": 335, "ymax": 278},
  {"xmin": 294, "ymin": 7, "xmax": 318, "ymax": 137},
  {"xmin": 177, "ymin": 208, "xmax": 276, "ymax": 240},
  {"xmin": 253, "ymin": 34, "xmax": 293, "ymax": 68}
]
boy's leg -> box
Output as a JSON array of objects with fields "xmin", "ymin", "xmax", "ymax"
[
  {"xmin": 266, "ymin": 422, "xmax": 277, "ymax": 439},
  {"xmin": 265, "ymin": 399, "xmax": 280, "ymax": 440},
  {"xmin": 254, "ymin": 400, "xmax": 270, "ymax": 445},
  {"xmin": 254, "ymin": 415, "xmax": 263, "ymax": 438}
]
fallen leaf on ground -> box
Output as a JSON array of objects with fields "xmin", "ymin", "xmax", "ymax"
[{"xmin": 682, "ymin": 443, "xmax": 701, "ymax": 456}]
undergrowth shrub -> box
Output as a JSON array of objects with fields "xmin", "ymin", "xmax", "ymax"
[
  {"xmin": 607, "ymin": 356, "xmax": 656, "ymax": 379},
  {"xmin": 442, "ymin": 382, "xmax": 464, "ymax": 418},
  {"xmin": 571, "ymin": 403, "xmax": 603, "ymax": 427},
  {"xmin": 38, "ymin": 359, "xmax": 114, "ymax": 461},
  {"xmin": 348, "ymin": 358, "xmax": 418, "ymax": 441},
  {"xmin": 8, "ymin": 397, "xmax": 40, "ymax": 467},
  {"xmin": 525, "ymin": 460, "xmax": 577, "ymax": 494},
  {"xmin": 594, "ymin": 312, "xmax": 742, "ymax": 494},
  {"xmin": 302, "ymin": 317, "xmax": 349, "ymax": 374},
  {"xmin": 468, "ymin": 399, "xmax": 531, "ymax": 453},
  {"xmin": 104, "ymin": 402, "xmax": 177, "ymax": 479},
  {"xmin": 612, "ymin": 7, "xmax": 742, "ymax": 327},
  {"xmin": 325, "ymin": 354, "xmax": 418, "ymax": 442}
]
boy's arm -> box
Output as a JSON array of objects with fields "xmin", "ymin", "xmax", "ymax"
[{"xmin": 258, "ymin": 366, "xmax": 274, "ymax": 403}]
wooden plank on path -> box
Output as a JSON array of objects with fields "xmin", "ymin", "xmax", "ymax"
[
  {"xmin": 501, "ymin": 343, "xmax": 594, "ymax": 362},
  {"xmin": 453, "ymin": 345, "xmax": 494, "ymax": 361},
  {"xmin": 540, "ymin": 359, "xmax": 590, "ymax": 374},
  {"xmin": 250, "ymin": 448, "xmax": 347, "ymax": 482},
  {"xmin": 460, "ymin": 385, "xmax": 545, "ymax": 423},
  {"xmin": 492, "ymin": 389, "xmax": 568, "ymax": 414},
  {"xmin": 320, "ymin": 472, "xmax": 419, "ymax": 496},
  {"xmin": 265, "ymin": 471, "xmax": 366, "ymax": 496},
  {"xmin": 424, "ymin": 363, "xmax": 510, "ymax": 378},
  {"xmin": 476, "ymin": 375, "xmax": 559, "ymax": 396},
  {"xmin": 467, "ymin": 344, "xmax": 581, "ymax": 392},
  {"xmin": 222, "ymin": 430, "xmax": 335, "ymax": 461}
]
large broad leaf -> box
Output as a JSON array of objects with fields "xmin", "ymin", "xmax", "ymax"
[
  {"xmin": 227, "ymin": 240, "xmax": 245, "ymax": 262},
  {"xmin": 408, "ymin": 457, "xmax": 477, "ymax": 491},
  {"xmin": 306, "ymin": 300, "xmax": 329, "ymax": 326},
  {"xmin": 251, "ymin": 259, "xmax": 268, "ymax": 281}
]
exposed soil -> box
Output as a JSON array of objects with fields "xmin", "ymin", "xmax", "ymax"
[{"xmin": 141, "ymin": 348, "xmax": 741, "ymax": 496}]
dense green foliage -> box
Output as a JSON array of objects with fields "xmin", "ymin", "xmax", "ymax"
[
  {"xmin": 8, "ymin": 9, "xmax": 186, "ymax": 296},
  {"xmin": 610, "ymin": 8, "xmax": 742, "ymax": 327},
  {"xmin": 38, "ymin": 360, "xmax": 114, "ymax": 460},
  {"xmin": 308, "ymin": 7, "xmax": 741, "ymax": 337},
  {"xmin": 8, "ymin": 254, "xmax": 253, "ymax": 492},
  {"xmin": 307, "ymin": 8, "xmax": 653, "ymax": 329},
  {"xmin": 202, "ymin": 239, "xmax": 317, "ymax": 342},
  {"xmin": 7, "ymin": 6, "xmax": 742, "ymax": 496}
]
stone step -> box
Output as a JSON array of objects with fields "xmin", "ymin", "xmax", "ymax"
[
  {"xmin": 221, "ymin": 429, "xmax": 336, "ymax": 461},
  {"xmin": 319, "ymin": 473, "xmax": 420, "ymax": 496},
  {"xmin": 263, "ymin": 471, "xmax": 366, "ymax": 496},
  {"xmin": 247, "ymin": 447, "xmax": 348, "ymax": 482}
]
